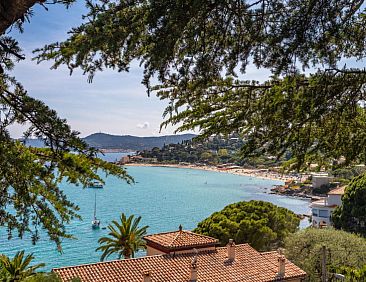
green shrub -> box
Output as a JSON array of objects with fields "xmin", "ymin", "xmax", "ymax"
[
  {"xmin": 285, "ymin": 228, "xmax": 366, "ymax": 282},
  {"xmin": 194, "ymin": 200, "xmax": 300, "ymax": 251}
]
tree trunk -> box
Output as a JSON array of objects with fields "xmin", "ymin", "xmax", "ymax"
[{"xmin": 0, "ymin": 0, "xmax": 40, "ymax": 34}]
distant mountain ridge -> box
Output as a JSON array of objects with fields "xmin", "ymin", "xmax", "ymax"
[
  {"xmin": 20, "ymin": 133, "xmax": 196, "ymax": 150},
  {"xmin": 83, "ymin": 133, "xmax": 196, "ymax": 150}
]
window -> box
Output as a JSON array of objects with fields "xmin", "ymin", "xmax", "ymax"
[
  {"xmin": 319, "ymin": 210, "xmax": 328, "ymax": 218},
  {"xmin": 312, "ymin": 209, "xmax": 318, "ymax": 217}
]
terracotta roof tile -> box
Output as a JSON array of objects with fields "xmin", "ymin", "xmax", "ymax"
[
  {"xmin": 328, "ymin": 186, "xmax": 345, "ymax": 195},
  {"xmin": 53, "ymin": 244, "xmax": 306, "ymax": 282},
  {"xmin": 261, "ymin": 251, "xmax": 307, "ymax": 280},
  {"xmin": 143, "ymin": 230, "xmax": 219, "ymax": 250}
]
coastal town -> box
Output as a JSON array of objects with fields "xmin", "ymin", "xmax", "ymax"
[
  {"xmin": 119, "ymin": 153, "xmax": 349, "ymax": 195},
  {"xmin": 1, "ymin": 1, "xmax": 366, "ymax": 282},
  {"xmin": 119, "ymin": 152, "xmax": 350, "ymax": 222}
]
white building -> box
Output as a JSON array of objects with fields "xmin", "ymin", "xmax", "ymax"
[
  {"xmin": 312, "ymin": 173, "xmax": 330, "ymax": 189},
  {"xmin": 310, "ymin": 186, "xmax": 345, "ymax": 227}
]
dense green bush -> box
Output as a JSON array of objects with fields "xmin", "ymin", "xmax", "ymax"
[
  {"xmin": 194, "ymin": 200, "xmax": 300, "ymax": 251},
  {"xmin": 312, "ymin": 182, "xmax": 338, "ymax": 195},
  {"xmin": 333, "ymin": 174, "xmax": 366, "ymax": 236},
  {"xmin": 332, "ymin": 167, "xmax": 366, "ymax": 180},
  {"xmin": 337, "ymin": 265, "xmax": 366, "ymax": 282},
  {"xmin": 285, "ymin": 228, "xmax": 366, "ymax": 282},
  {"xmin": 23, "ymin": 273, "xmax": 62, "ymax": 282}
]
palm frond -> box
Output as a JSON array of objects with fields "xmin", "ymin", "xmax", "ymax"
[{"xmin": 96, "ymin": 213, "xmax": 148, "ymax": 261}]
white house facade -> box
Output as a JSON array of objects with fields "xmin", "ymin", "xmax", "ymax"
[{"xmin": 310, "ymin": 186, "xmax": 344, "ymax": 228}]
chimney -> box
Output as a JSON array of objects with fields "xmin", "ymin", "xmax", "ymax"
[
  {"xmin": 179, "ymin": 224, "xmax": 183, "ymax": 232},
  {"xmin": 190, "ymin": 249, "xmax": 198, "ymax": 281},
  {"xmin": 227, "ymin": 239, "xmax": 235, "ymax": 261},
  {"xmin": 142, "ymin": 270, "xmax": 151, "ymax": 282},
  {"xmin": 277, "ymin": 255, "xmax": 286, "ymax": 278}
]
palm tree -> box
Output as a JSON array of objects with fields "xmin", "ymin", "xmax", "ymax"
[
  {"xmin": 96, "ymin": 213, "xmax": 148, "ymax": 261},
  {"xmin": 0, "ymin": 251, "xmax": 45, "ymax": 281}
]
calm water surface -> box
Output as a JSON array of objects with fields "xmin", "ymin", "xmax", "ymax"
[{"xmin": 0, "ymin": 160, "xmax": 310, "ymax": 270}]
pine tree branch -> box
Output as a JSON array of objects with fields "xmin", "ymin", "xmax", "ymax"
[
  {"xmin": 0, "ymin": 0, "xmax": 40, "ymax": 34},
  {"xmin": 0, "ymin": 41, "xmax": 25, "ymax": 60},
  {"xmin": 0, "ymin": 87, "xmax": 61, "ymax": 150}
]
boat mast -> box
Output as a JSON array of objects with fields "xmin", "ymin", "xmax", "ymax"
[{"xmin": 94, "ymin": 192, "xmax": 97, "ymax": 219}]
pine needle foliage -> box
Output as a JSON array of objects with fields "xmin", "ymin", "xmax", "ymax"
[
  {"xmin": 34, "ymin": 0, "xmax": 366, "ymax": 170},
  {"xmin": 0, "ymin": 0, "xmax": 133, "ymax": 247},
  {"xmin": 194, "ymin": 200, "xmax": 300, "ymax": 251}
]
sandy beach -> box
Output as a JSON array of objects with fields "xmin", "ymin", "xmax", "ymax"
[{"xmin": 125, "ymin": 163, "xmax": 294, "ymax": 182}]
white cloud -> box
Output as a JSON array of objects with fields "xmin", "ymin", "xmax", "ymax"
[{"xmin": 137, "ymin": 122, "xmax": 150, "ymax": 129}]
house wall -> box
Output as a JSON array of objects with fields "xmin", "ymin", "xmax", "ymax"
[
  {"xmin": 312, "ymin": 176, "xmax": 329, "ymax": 188},
  {"xmin": 327, "ymin": 194, "xmax": 342, "ymax": 206},
  {"xmin": 311, "ymin": 206, "xmax": 335, "ymax": 227},
  {"xmin": 146, "ymin": 246, "xmax": 165, "ymax": 256}
]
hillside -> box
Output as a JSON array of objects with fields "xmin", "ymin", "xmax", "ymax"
[{"xmin": 83, "ymin": 133, "xmax": 196, "ymax": 150}]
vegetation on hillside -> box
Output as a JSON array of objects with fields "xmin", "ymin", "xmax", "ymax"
[
  {"xmin": 84, "ymin": 133, "xmax": 195, "ymax": 150},
  {"xmin": 331, "ymin": 166, "xmax": 366, "ymax": 185},
  {"xmin": 285, "ymin": 228, "xmax": 366, "ymax": 282},
  {"xmin": 140, "ymin": 135, "xmax": 242, "ymax": 165},
  {"xmin": 194, "ymin": 200, "xmax": 300, "ymax": 251},
  {"xmin": 139, "ymin": 134, "xmax": 284, "ymax": 167}
]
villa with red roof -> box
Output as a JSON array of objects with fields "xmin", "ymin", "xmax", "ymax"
[
  {"xmin": 310, "ymin": 186, "xmax": 345, "ymax": 228},
  {"xmin": 53, "ymin": 227, "xmax": 307, "ymax": 282},
  {"xmin": 144, "ymin": 226, "xmax": 219, "ymax": 255}
]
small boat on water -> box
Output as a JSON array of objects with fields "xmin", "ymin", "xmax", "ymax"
[
  {"xmin": 92, "ymin": 192, "xmax": 100, "ymax": 229},
  {"xmin": 92, "ymin": 218, "xmax": 100, "ymax": 229},
  {"xmin": 88, "ymin": 180, "xmax": 103, "ymax": 189}
]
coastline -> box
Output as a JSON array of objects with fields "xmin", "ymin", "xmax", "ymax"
[{"xmin": 124, "ymin": 163, "xmax": 294, "ymax": 182}]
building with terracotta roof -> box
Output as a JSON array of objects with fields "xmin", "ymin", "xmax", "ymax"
[
  {"xmin": 53, "ymin": 228, "xmax": 306, "ymax": 282},
  {"xmin": 310, "ymin": 186, "xmax": 345, "ymax": 228},
  {"xmin": 143, "ymin": 225, "xmax": 219, "ymax": 255}
]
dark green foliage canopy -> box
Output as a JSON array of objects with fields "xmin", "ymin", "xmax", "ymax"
[
  {"xmin": 0, "ymin": 0, "xmax": 133, "ymax": 247},
  {"xmin": 337, "ymin": 265, "xmax": 366, "ymax": 282},
  {"xmin": 333, "ymin": 174, "xmax": 366, "ymax": 236},
  {"xmin": 193, "ymin": 200, "xmax": 299, "ymax": 251},
  {"xmin": 284, "ymin": 228, "xmax": 366, "ymax": 282},
  {"xmin": 36, "ymin": 0, "xmax": 366, "ymax": 170}
]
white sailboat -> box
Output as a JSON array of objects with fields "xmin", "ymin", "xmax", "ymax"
[
  {"xmin": 92, "ymin": 192, "xmax": 100, "ymax": 229},
  {"xmin": 88, "ymin": 180, "xmax": 103, "ymax": 189}
]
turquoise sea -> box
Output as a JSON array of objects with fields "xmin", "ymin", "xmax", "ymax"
[{"xmin": 0, "ymin": 153, "xmax": 310, "ymax": 270}]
